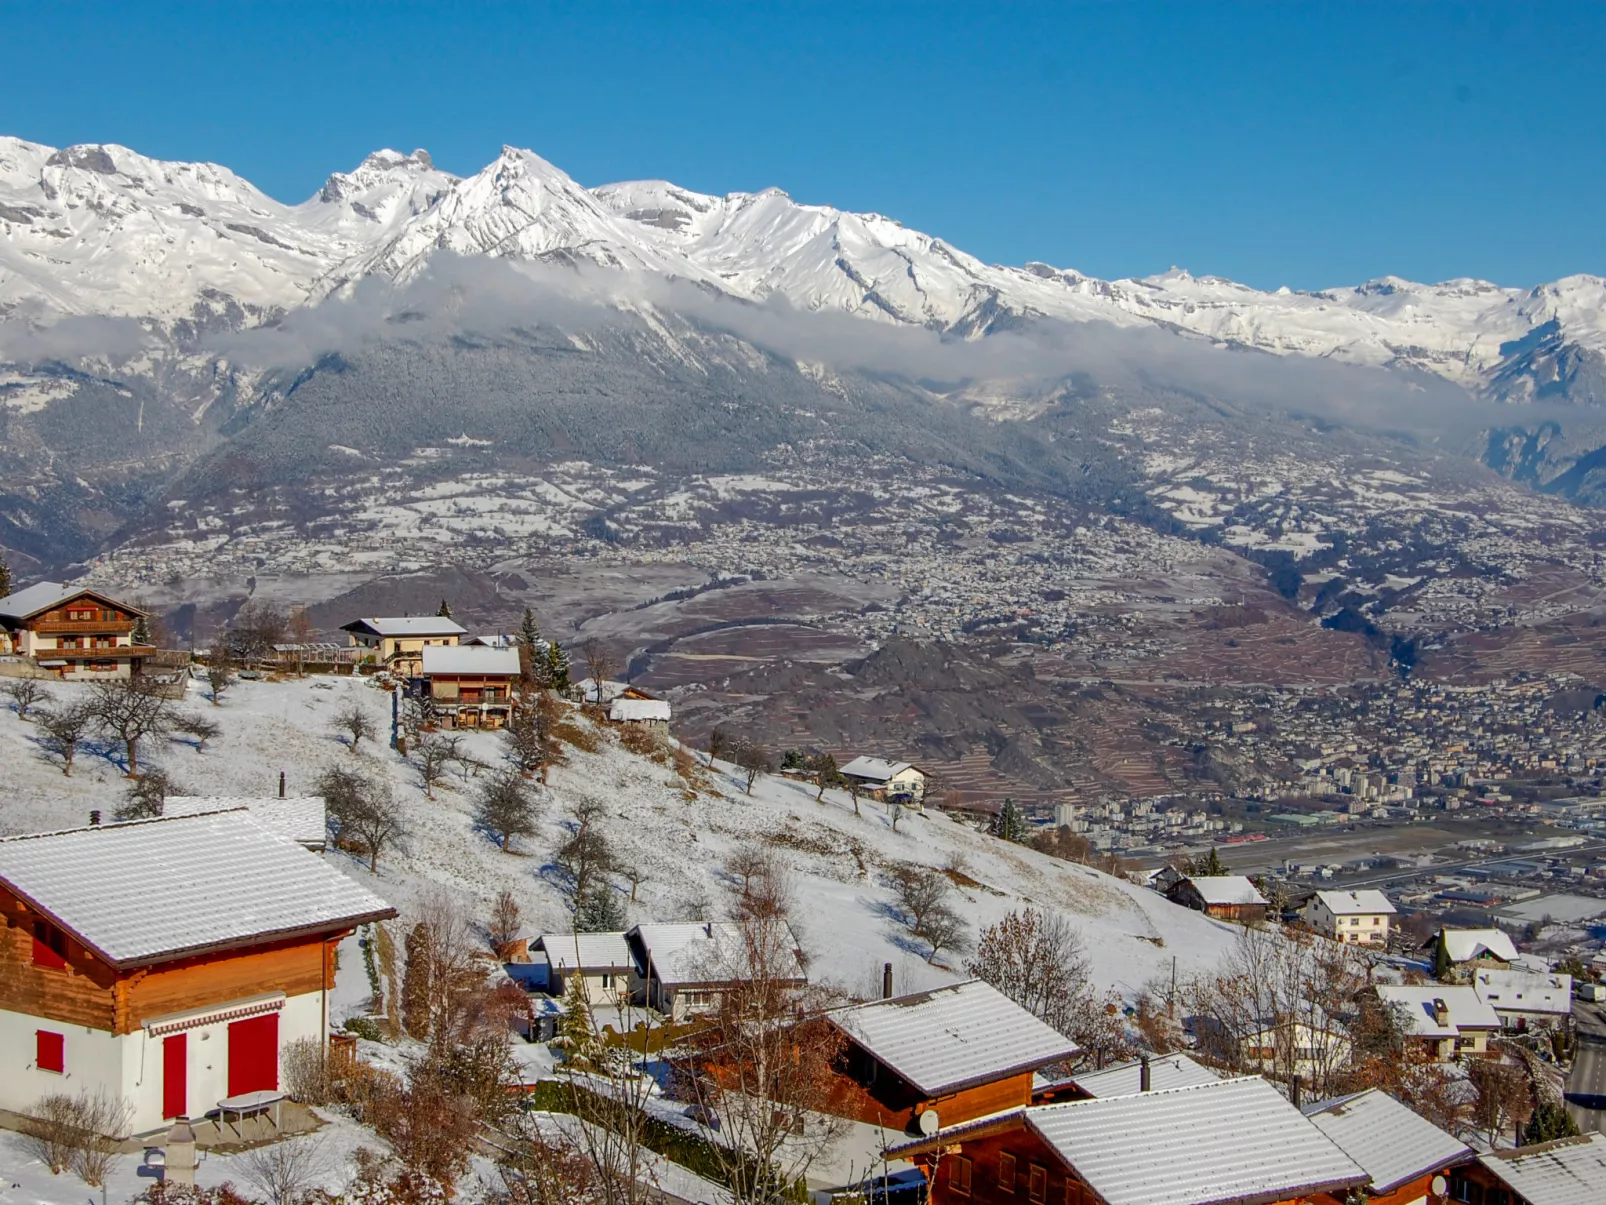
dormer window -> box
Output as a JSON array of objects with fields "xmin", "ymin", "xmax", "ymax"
[{"xmin": 33, "ymin": 920, "xmax": 68, "ymax": 970}]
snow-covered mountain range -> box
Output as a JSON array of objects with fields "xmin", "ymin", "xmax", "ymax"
[{"xmin": 3, "ymin": 135, "xmax": 1603, "ymax": 403}]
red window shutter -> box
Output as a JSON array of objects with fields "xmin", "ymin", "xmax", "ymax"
[
  {"xmin": 227, "ymin": 1013, "xmax": 280, "ymax": 1096},
  {"xmin": 36, "ymin": 1030, "xmax": 65, "ymax": 1073},
  {"xmin": 163, "ymin": 1033, "xmax": 188, "ymax": 1118}
]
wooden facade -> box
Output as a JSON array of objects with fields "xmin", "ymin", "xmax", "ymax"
[
  {"xmin": 1163, "ymin": 880, "xmax": 1268, "ymax": 924},
  {"xmin": 1, "ymin": 881, "xmax": 345, "ymax": 1034},
  {"xmin": 827, "ymin": 1038, "xmax": 1037, "ymax": 1132},
  {"xmin": 429, "ymin": 670, "xmax": 518, "ymax": 728},
  {"xmin": 0, "ymin": 587, "xmax": 152, "ymax": 677}
]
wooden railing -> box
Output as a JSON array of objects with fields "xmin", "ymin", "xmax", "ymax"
[
  {"xmin": 42, "ymin": 644, "xmax": 157, "ymax": 659},
  {"xmin": 33, "ymin": 619, "xmax": 136, "ymax": 634}
]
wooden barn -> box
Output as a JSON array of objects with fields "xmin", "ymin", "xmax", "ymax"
[{"xmin": 1163, "ymin": 875, "xmax": 1269, "ymax": 923}]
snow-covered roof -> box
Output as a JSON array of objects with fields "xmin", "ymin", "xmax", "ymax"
[
  {"xmin": 341, "ymin": 616, "xmax": 467, "ymax": 638},
  {"xmin": 610, "ymin": 697, "xmax": 671, "ymax": 722},
  {"xmin": 0, "ymin": 811, "xmax": 393, "ymax": 969},
  {"xmin": 1439, "ymin": 927, "xmax": 1519, "ymax": 963},
  {"xmin": 1312, "ymin": 889, "xmax": 1397, "ymax": 916},
  {"xmin": 1303, "ymin": 1088, "xmax": 1472, "ymax": 1193},
  {"xmin": 629, "ymin": 921, "xmax": 805, "ymax": 987},
  {"xmin": 0, "ymin": 581, "xmax": 143, "ymax": 621},
  {"xmin": 1180, "ymin": 875, "xmax": 1268, "ymax": 906},
  {"xmin": 1375, "ymin": 984, "xmax": 1501, "ymax": 1038},
  {"xmin": 889, "ymin": 1077, "xmax": 1367, "ymax": 1205},
  {"xmin": 163, "ymin": 796, "xmax": 327, "ymax": 848},
  {"xmin": 1067, "ymin": 1053, "xmax": 1220, "ymax": 1099},
  {"xmin": 1474, "ymin": 968, "xmax": 1573, "ymax": 1017},
  {"xmin": 421, "ymin": 645, "xmax": 519, "ymax": 676},
  {"xmin": 535, "ymin": 931, "xmax": 634, "ymax": 971},
  {"xmin": 830, "ymin": 979, "xmax": 1078, "ymax": 1097},
  {"xmin": 1478, "ymin": 1133, "xmax": 1606, "ymax": 1205},
  {"xmin": 840, "ymin": 756, "xmax": 917, "ymax": 783}
]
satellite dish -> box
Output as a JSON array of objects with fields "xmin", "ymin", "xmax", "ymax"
[
  {"xmin": 1430, "ymin": 1175, "xmax": 1448, "ymax": 1198},
  {"xmin": 918, "ymin": 1109, "xmax": 941, "ymax": 1135}
]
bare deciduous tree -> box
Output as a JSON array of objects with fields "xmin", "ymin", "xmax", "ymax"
[
  {"xmin": 229, "ymin": 598, "xmax": 289, "ymax": 664},
  {"xmin": 732, "ymin": 736, "xmax": 773, "ymax": 795},
  {"xmin": 320, "ymin": 765, "xmax": 408, "ymax": 872},
  {"xmin": 415, "ymin": 733, "xmax": 455, "ymax": 799},
  {"xmin": 88, "ymin": 677, "xmax": 175, "ymax": 775},
  {"xmin": 1468, "ymin": 1056, "xmax": 1533, "ymax": 1149},
  {"xmin": 172, "ymin": 712, "xmax": 221, "ymax": 753},
  {"xmin": 4, "ymin": 677, "xmax": 50, "ymax": 721},
  {"xmin": 555, "ymin": 799, "xmax": 613, "ymax": 909},
  {"xmin": 723, "ymin": 843, "xmax": 794, "ymax": 921},
  {"xmin": 333, "ymin": 699, "xmax": 377, "ymax": 755},
  {"xmin": 889, "ymin": 864, "xmax": 968, "ymax": 963},
  {"xmin": 581, "ymin": 638, "xmax": 618, "ymax": 703},
  {"xmin": 487, "ymin": 890, "xmax": 523, "ymax": 956},
  {"xmin": 37, "ymin": 701, "xmax": 94, "ymax": 776},
  {"xmin": 505, "ymin": 691, "xmax": 565, "ymax": 783},
  {"xmin": 476, "ymin": 769, "xmax": 541, "ymax": 852},
  {"xmin": 237, "ymin": 1134, "xmax": 331, "ymax": 1205},
  {"xmin": 205, "ymin": 628, "xmax": 236, "ymax": 704}
]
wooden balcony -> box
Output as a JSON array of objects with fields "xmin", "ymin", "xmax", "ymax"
[
  {"xmin": 39, "ymin": 644, "xmax": 156, "ymax": 660},
  {"xmin": 33, "ymin": 619, "xmax": 136, "ymax": 635}
]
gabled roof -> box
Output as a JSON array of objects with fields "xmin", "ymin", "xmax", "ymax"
[
  {"xmin": 534, "ymin": 931, "xmax": 634, "ymax": 971},
  {"xmin": 1436, "ymin": 927, "xmax": 1519, "ymax": 963},
  {"xmin": 421, "ymin": 645, "xmax": 519, "ymax": 676},
  {"xmin": 341, "ymin": 616, "xmax": 467, "ymax": 638},
  {"xmin": 1312, "ymin": 889, "xmax": 1397, "ymax": 916},
  {"xmin": 1375, "ymin": 984, "xmax": 1501, "ymax": 1038},
  {"xmin": 0, "ymin": 812, "xmax": 394, "ymax": 969},
  {"xmin": 1302, "ymin": 1088, "xmax": 1472, "ymax": 1193},
  {"xmin": 0, "ymin": 581, "xmax": 145, "ymax": 621},
  {"xmin": 889, "ymin": 1077, "xmax": 1368, "ymax": 1205},
  {"xmin": 1478, "ymin": 1133, "xmax": 1606, "ymax": 1205},
  {"xmin": 610, "ymin": 697, "xmax": 671, "ymax": 722},
  {"xmin": 1474, "ymin": 968, "xmax": 1573, "ymax": 1017},
  {"xmin": 628, "ymin": 920, "xmax": 806, "ymax": 987},
  {"xmin": 1177, "ymin": 875, "xmax": 1268, "ymax": 907},
  {"xmin": 830, "ymin": 979, "xmax": 1078, "ymax": 1097},
  {"xmin": 163, "ymin": 796, "xmax": 327, "ymax": 848},
  {"xmin": 840, "ymin": 756, "xmax": 918, "ymax": 783},
  {"xmin": 1068, "ymin": 1053, "xmax": 1221, "ymax": 1098}
]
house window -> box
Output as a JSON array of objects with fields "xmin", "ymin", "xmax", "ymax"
[
  {"xmin": 1064, "ymin": 1181, "xmax": 1086, "ymax": 1205},
  {"xmin": 998, "ymin": 1152, "xmax": 1017, "ymax": 1193},
  {"xmin": 1028, "ymin": 1164, "xmax": 1048, "ymax": 1204},
  {"xmin": 1449, "ymin": 1173, "xmax": 1482, "ymax": 1203},
  {"xmin": 32, "ymin": 921, "xmax": 68, "ymax": 970},
  {"xmin": 601, "ymin": 973, "xmax": 613, "ymax": 989},
  {"xmin": 36, "ymin": 1030, "xmax": 65, "ymax": 1074},
  {"xmin": 948, "ymin": 1156, "xmax": 972, "ymax": 1197}
]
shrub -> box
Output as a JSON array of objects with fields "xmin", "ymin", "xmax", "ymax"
[{"xmin": 282, "ymin": 1036, "xmax": 331, "ymax": 1105}]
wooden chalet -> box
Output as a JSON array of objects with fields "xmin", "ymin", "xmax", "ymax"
[
  {"xmin": 1454, "ymin": 1133, "xmax": 1606, "ymax": 1205},
  {"xmin": 889, "ymin": 1076, "xmax": 1368, "ymax": 1205},
  {"xmin": 420, "ymin": 645, "xmax": 520, "ymax": 729},
  {"xmin": 627, "ymin": 921, "xmax": 807, "ymax": 1021},
  {"xmin": 825, "ymin": 979, "xmax": 1078, "ymax": 1133},
  {"xmin": 0, "ymin": 812, "xmax": 393, "ymax": 1134},
  {"xmin": 1163, "ymin": 875, "xmax": 1269, "ymax": 923},
  {"xmin": 1302, "ymin": 1088, "xmax": 1473, "ymax": 1205},
  {"xmin": 0, "ymin": 581, "xmax": 153, "ymax": 679}
]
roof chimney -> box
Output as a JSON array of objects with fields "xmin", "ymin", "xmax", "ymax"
[
  {"xmin": 1433, "ymin": 997, "xmax": 1450, "ymax": 1027},
  {"xmin": 1290, "ymin": 1074, "xmax": 1302, "ymax": 1109},
  {"xmin": 89, "ymin": 810, "xmax": 100, "ymax": 827},
  {"xmin": 883, "ymin": 962, "xmax": 894, "ymax": 1000},
  {"xmin": 1139, "ymin": 1055, "xmax": 1151, "ymax": 1092},
  {"xmin": 279, "ymin": 770, "xmax": 286, "ymax": 799}
]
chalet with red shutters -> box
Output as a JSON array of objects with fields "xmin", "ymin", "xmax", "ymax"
[
  {"xmin": 825, "ymin": 979, "xmax": 1078, "ymax": 1133},
  {"xmin": 0, "ymin": 810, "xmax": 393, "ymax": 1135},
  {"xmin": 0, "ymin": 581, "xmax": 153, "ymax": 678}
]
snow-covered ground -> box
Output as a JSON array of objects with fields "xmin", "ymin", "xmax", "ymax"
[{"xmin": 0, "ymin": 673, "xmax": 1242, "ymax": 1005}]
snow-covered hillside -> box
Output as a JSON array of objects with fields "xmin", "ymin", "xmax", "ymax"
[
  {"xmin": 0, "ymin": 674, "xmax": 1240, "ymax": 1004},
  {"xmin": 4, "ymin": 134, "xmax": 1605, "ymax": 399}
]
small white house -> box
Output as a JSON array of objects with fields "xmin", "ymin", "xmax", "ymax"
[
  {"xmin": 627, "ymin": 921, "xmax": 807, "ymax": 1021},
  {"xmin": 840, "ymin": 757, "xmax": 926, "ymax": 802},
  {"xmin": 532, "ymin": 932, "xmax": 634, "ymax": 1003},
  {"xmin": 1375, "ymin": 984, "xmax": 1502, "ymax": 1061},
  {"xmin": 0, "ymin": 812, "xmax": 393, "ymax": 1135},
  {"xmin": 1238, "ymin": 1018, "xmax": 1353, "ymax": 1082},
  {"xmin": 1302, "ymin": 889, "xmax": 1396, "ymax": 947},
  {"xmin": 1473, "ymin": 968, "xmax": 1573, "ymax": 1031}
]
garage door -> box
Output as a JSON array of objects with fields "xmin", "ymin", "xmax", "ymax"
[{"xmin": 226, "ymin": 1013, "xmax": 279, "ymax": 1096}]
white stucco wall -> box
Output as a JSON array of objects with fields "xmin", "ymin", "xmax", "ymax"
[{"xmin": 2, "ymin": 990, "xmax": 326, "ymax": 1135}]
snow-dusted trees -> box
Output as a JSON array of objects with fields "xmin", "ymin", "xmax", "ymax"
[
  {"xmin": 889, "ymin": 864, "xmax": 968, "ymax": 963},
  {"xmin": 475, "ymin": 768, "xmax": 541, "ymax": 852},
  {"xmin": 731, "ymin": 736, "xmax": 773, "ymax": 795},
  {"xmin": 4, "ymin": 677, "xmax": 49, "ymax": 721},
  {"xmin": 228, "ymin": 598, "xmax": 288, "ymax": 664},
  {"xmin": 37, "ymin": 700, "xmax": 94, "ymax": 776},
  {"xmin": 88, "ymin": 677, "xmax": 175, "ymax": 774},
  {"xmin": 989, "ymin": 797, "xmax": 1029, "ymax": 843},
  {"xmin": 505, "ymin": 691, "xmax": 565, "ymax": 782},
  {"xmin": 320, "ymin": 765, "xmax": 408, "ymax": 872},
  {"xmin": 555, "ymin": 799, "xmax": 619, "ymax": 926},
  {"xmin": 205, "ymin": 629, "xmax": 236, "ymax": 704},
  {"xmin": 332, "ymin": 699, "xmax": 377, "ymax": 755}
]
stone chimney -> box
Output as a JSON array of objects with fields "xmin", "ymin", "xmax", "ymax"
[{"xmin": 1433, "ymin": 998, "xmax": 1451, "ymax": 1027}]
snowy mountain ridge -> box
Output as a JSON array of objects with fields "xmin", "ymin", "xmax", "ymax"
[{"xmin": 3, "ymin": 134, "xmax": 1605, "ymax": 402}]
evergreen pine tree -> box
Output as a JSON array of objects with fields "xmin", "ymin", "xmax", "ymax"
[
  {"xmin": 990, "ymin": 798, "xmax": 1028, "ymax": 843},
  {"xmin": 518, "ymin": 607, "xmax": 543, "ymax": 649},
  {"xmin": 436, "ymin": 599, "xmax": 452, "ymax": 618},
  {"xmin": 132, "ymin": 613, "xmax": 152, "ymax": 646},
  {"xmin": 0, "ymin": 551, "xmax": 11, "ymax": 599},
  {"xmin": 1200, "ymin": 847, "xmax": 1228, "ymax": 876},
  {"xmin": 1433, "ymin": 931, "xmax": 1453, "ymax": 982},
  {"xmin": 554, "ymin": 975, "xmax": 600, "ymax": 1067},
  {"xmin": 545, "ymin": 640, "xmax": 571, "ymax": 691},
  {"xmin": 1524, "ymin": 1101, "xmax": 1580, "ymax": 1144},
  {"xmin": 576, "ymin": 882, "xmax": 628, "ymax": 932}
]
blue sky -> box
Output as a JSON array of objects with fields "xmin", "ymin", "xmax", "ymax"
[{"xmin": 3, "ymin": 2, "xmax": 1602, "ymax": 290}]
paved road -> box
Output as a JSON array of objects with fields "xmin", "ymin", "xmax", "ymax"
[{"xmin": 1565, "ymin": 1003, "xmax": 1606, "ymax": 1135}]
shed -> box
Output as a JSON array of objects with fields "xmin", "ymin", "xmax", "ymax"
[{"xmin": 1303, "ymin": 1088, "xmax": 1473, "ymax": 1199}]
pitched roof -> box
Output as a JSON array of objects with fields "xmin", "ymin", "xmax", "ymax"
[
  {"xmin": 534, "ymin": 931, "xmax": 634, "ymax": 971},
  {"xmin": 610, "ymin": 697, "xmax": 671, "ymax": 722},
  {"xmin": 1180, "ymin": 875, "xmax": 1268, "ymax": 907},
  {"xmin": 341, "ymin": 616, "xmax": 467, "ymax": 638},
  {"xmin": 830, "ymin": 979, "xmax": 1078, "ymax": 1097},
  {"xmin": 1068, "ymin": 1053, "xmax": 1221, "ymax": 1098},
  {"xmin": 163, "ymin": 796, "xmax": 327, "ymax": 848},
  {"xmin": 890, "ymin": 1077, "xmax": 1368, "ymax": 1205},
  {"xmin": 628, "ymin": 920, "xmax": 806, "ymax": 987},
  {"xmin": 1302, "ymin": 1088, "xmax": 1472, "ymax": 1193},
  {"xmin": 421, "ymin": 645, "xmax": 519, "ymax": 676},
  {"xmin": 0, "ymin": 812, "xmax": 394, "ymax": 969},
  {"xmin": 1375, "ymin": 984, "xmax": 1501, "ymax": 1038},
  {"xmin": 840, "ymin": 756, "xmax": 917, "ymax": 782},
  {"xmin": 0, "ymin": 581, "xmax": 144, "ymax": 621},
  {"xmin": 1313, "ymin": 889, "xmax": 1397, "ymax": 916},
  {"xmin": 1478, "ymin": 1133, "xmax": 1606, "ymax": 1205},
  {"xmin": 1474, "ymin": 968, "xmax": 1573, "ymax": 1017},
  {"xmin": 1438, "ymin": 927, "xmax": 1519, "ymax": 963}
]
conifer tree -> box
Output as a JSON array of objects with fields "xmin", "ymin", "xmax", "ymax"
[
  {"xmin": 545, "ymin": 640, "xmax": 571, "ymax": 691},
  {"xmin": 132, "ymin": 613, "xmax": 152, "ymax": 646},
  {"xmin": 401, "ymin": 922, "xmax": 434, "ymax": 1040},
  {"xmin": 1200, "ymin": 846, "xmax": 1228, "ymax": 876},
  {"xmin": 990, "ymin": 797, "xmax": 1029, "ymax": 844},
  {"xmin": 436, "ymin": 599, "xmax": 452, "ymax": 618},
  {"xmin": 518, "ymin": 607, "xmax": 542, "ymax": 649},
  {"xmin": 554, "ymin": 976, "xmax": 600, "ymax": 1068},
  {"xmin": 0, "ymin": 551, "xmax": 11, "ymax": 599},
  {"xmin": 576, "ymin": 883, "xmax": 628, "ymax": 932}
]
